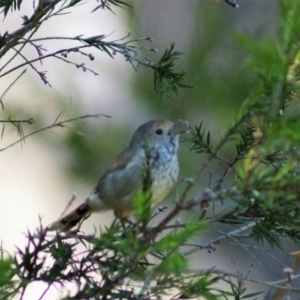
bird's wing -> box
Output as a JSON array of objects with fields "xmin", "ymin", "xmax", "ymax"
[{"xmin": 92, "ymin": 147, "xmax": 144, "ymax": 205}]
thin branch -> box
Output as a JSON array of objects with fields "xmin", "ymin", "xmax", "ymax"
[
  {"xmin": 216, "ymin": 228, "xmax": 263, "ymax": 266},
  {"xmin": 0, "ymin": 25, "xmax": 40, "ymax": 72},
  {"xmin": 0, "ymin": 114, "xmax": 111, "ymax": 152},
  {"xmin": 180, "ymin": 120, "xmax": 246, "ymax": 206},
  {"xmin": 0, "ymin": 118, "xmax": 34, "ymax": 124},
  {"xmin": 12, "ymin": 46, "xmax": 50, "ymax": 86},
  {"xmin": 0, "ymin": 69, "xmax": 27, "ymax": 110},
  {"xmin": 38, "ymin": 283, "xmax": 52, "ymax": 300},
  {"xmin": 0, "ymin": 44, "xmax": 98, "ymax": 78},
  {"xmin": 188, "ymin": 267, "xmax": 300, "ymax": 291},
  {"xmin": 1, "ymin": 34, "xmax": 158, "ymax": 79},
  {"xmin": 0, "ymin": 0, "xmax": 62, "ymax": 58},
  {"xmin": 54, "ymin": 55, "xmax": 99, "ymax": 76},
  {"xmin": 223, "ymin": 241, "xmax": 287, "ymax": 256},
  {"xmin": 183, "ymin": 222, "xmax": 257, "ymax": 256},
  {"xmin": 0, "ymin": 35, "xmax": 155, "ymax": 78}
]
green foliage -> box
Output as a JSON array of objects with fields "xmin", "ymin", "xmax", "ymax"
[
  {"xmin": 186, "ymin": 0, "xmax": 300, "ymax": 254},
  {"xmin": 279, "ymin": 0, "xmax": 300, "ymax": 55},
  {"xmin": 154, "ymin": 252, "xmax": 187, "ymax": 277},
  {"xmin": 3, "ymin": 0, "xmax": 300, "ymax": 299},
  {"xmin": 0, "ymin": 0, "xmax": 131, "ymax": 18},
  {"xmin": 153, "ymin": 221, "xmax": 206, "ymax": 253},
  {"xmin": 0, "ymin": 250, "xmax": 17, "ymax": 299},
  {"xmin": 221, "ymin": 277, "xmax": 263, "ymax": 300},
  {"xmin": 0, "ymin": 0, "xmax": 189, "ymax": 104},
  {"xmin": 133, "ymin": 189, "xmax": 152, "ymax": 224},
  {"xmin": 154, "ymin": 43, "xmax": 192, "ymax": 101},
  {"xmin": 236, "ymin": 33, "xmax": 287, "ymax": 97},
  {"xmin": 0, "ymin": 0, "xmax": 22, "ymax": 16},
  {"xmin": 0, "ymin": 219, "xmax": 217, "ymax": 299},
  {"xmin": 188, "ymin": 121, "xmax": 212, "ymax": 154},
  {"xmin": 178, "ymin": 275, "xmax": 221, "ymax": 300},
  {"xmin": 92, "ymin": 0, "xmax": 132, "ymax": 13}
]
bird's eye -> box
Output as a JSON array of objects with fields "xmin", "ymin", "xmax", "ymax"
[{"xmin": 155, "ymin": 129, "xmax": 163, "ymax": 135}]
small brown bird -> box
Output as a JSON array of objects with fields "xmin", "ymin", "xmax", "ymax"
[{"xmin": 49, "ymin": 119, "xmax": 188, "ymax": 231}]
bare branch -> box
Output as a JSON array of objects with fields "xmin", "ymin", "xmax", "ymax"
[
  {"xmin": 0, "ymin": 113, "xmax": 111, "ymax": 152},
  {"xmin": 0, "ymin": 69, "xmax": 27, "ymax": 109}
]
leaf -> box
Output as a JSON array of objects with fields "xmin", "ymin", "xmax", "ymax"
[
  {"xmin": 0, "ymin": 0, "xmax": 22, "ymax": 17},
  {"xmin": 133, "ymin": 189, "xmax": 151, "ymax": 223},
  {"xmin": 1, "ymin": 124, "xmax": 5, "ymax": 139},
  {"xmin": 154, "ymin": 252, "xmax": 187, "ymax": 276},
  {"xmin": 53, "ymin": 111, "xmax": 64, "ymax": 125},
  {"xmin": 153, "ymin": 220, "xmax": 206, "ymax": 252},
  {"xmin": 189, "ymin": 121, "xmax": 212, "ymax": 154},
  {"xmin": 154, "ymin": 42, "xmax": 192, "ymax": 100}
]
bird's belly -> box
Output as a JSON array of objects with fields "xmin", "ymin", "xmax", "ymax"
[{"xmin": 150, "ymin": 160, "xmax": 179, "ymax": 206}]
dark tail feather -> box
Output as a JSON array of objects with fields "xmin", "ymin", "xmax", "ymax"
[{"xmin": 49, "ymin": 202, "xmax": 91, "ymax": 231}]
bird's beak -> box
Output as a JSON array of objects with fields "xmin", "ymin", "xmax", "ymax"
[{"xmin": 171, "ymin": 119, "xmax": 190, "ymax": 135}]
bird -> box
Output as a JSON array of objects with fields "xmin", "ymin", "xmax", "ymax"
[{"xmin": 49, "ymin": 119, "xmax": 188, "ymax": 231}]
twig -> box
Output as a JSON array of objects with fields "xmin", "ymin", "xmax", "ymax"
[
  {"xmin": 54, "ymin": 55, "xmax": 99, "ymax": 76},
  {"xmin": 0, "ymin": 118, "xmax": 34, "ymax": 124},
  {"xmin": 147, "ymin": 187, "xmax": 234, "ymax": 241},
  {"xmin": 1, "ymin": 35, "xmax": 156, "ymax": 78},
  {"xmin": 0, "ymin": 44, "xmax": 99, "ymax": 78},
  {"xmin": 179, "ymin": 122, "xmax": 243, "ymax": 207},
  {"xmin": 38, "ymin": 283, "xmax": 52, "ymax": 300},
  {"xmin": 0, "ymin": 26, "xmax": 40, "ymax": 72},
  {"xmin": 188, "ymin": 267, "xmax": 300, "ymax": 291},
  {"xmin": 0, "ymin": 114, "xmax": 110, "ymax": 152},
  {"xmin": 183, "ymin": 222, "xmax": 257, "ymax": 256},
  {"xmin": 12, "ymin": 46, "xmax": 50, "ymax": 86},
  {"xmin": 223, "ymin": 241, "xmax": 287, "ymax": 256},
  {"xmin": 0, "ymin": 0, "xmax": 62, "ymax": 58},
  {"xmin": 216, "ymin": 228, "xmax": 263, "ymax": 266},
  {"xmin": 0, "ymin": 69, "xmax": 27, "ymax": 110}
]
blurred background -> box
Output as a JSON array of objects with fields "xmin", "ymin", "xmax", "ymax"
[{"xmin": 0, "ymin": 0, "xmax": 280, "ymax": 299}]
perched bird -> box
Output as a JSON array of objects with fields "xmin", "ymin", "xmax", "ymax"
[{"xmin": 49, "ymin": 119, "xmax": 188, "ymax": 231}]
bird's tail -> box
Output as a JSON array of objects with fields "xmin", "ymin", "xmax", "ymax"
[{"xmin": 49, "ymin": 201, "xmax": 91, "ymax": 231}]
